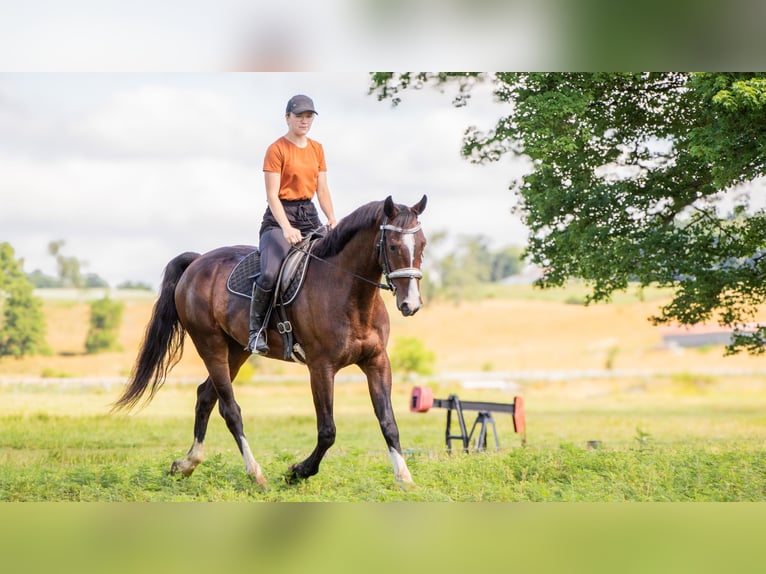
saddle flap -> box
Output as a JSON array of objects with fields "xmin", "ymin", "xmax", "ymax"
[{"xmin": 278, "ymin": 238, "xmax": 317, "ymax": 305}]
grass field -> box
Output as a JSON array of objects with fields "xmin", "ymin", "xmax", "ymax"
[
  {"xmin": 1, "ymin": 285, "xmax": 766, "ymax": 502},
  {"xmin": 1, "ymin": 374, "xmax": 765, "ymax": 501}
]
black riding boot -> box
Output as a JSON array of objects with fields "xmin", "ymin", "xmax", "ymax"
[{"xmin": 246, "ymin": 285, "xmax": 272, "ymax": 355}]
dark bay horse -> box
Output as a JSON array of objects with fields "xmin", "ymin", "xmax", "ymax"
[{"xmin": 114, "ymin": 195, "xmax": 427, "ymax": 489}]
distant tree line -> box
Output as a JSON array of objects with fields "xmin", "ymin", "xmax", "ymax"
[
  {"xmin": 422, "ymin": 231, "xmax": 525, "ymax": 302},
  {"xmin": 25, "ymin": 240, "xmax": 152, "ymax": 291}
]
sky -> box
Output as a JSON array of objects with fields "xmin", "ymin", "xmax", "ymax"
[{"xmin": 1, "ymin": 73, "xmax": 531, "ymax": 288}]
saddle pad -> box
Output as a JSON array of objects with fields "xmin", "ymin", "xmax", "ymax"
[{"xmin": 227, "ymin": 250, "xmax": 260, "ymax": 298}]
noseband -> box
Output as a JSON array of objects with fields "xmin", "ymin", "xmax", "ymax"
[{"xmin": 378, "ymin": 218, "xmax": 423, "ymax": 293}]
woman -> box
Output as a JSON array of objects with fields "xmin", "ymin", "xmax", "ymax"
[{"xmin": 248, "ymin": 94, "xmax": 337, "ymax": 354}]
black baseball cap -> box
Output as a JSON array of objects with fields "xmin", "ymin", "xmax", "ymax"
[{"xmin": 286, "ymin": 94, "xmax": 317, "ymax": 115}]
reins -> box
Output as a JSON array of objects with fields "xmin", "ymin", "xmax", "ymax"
[
  {"xmin": 293, "ymin": 243, "xmax": 393, "ymax": 291},
  {"xmin": 291, "ymin": 218, "xmax": 423, "ymax": 292}
]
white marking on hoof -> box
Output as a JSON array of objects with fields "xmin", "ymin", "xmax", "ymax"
[
  {"xmin": 171, "ymin": 440, "xmax": 204, "ymax": 477},
  {"xmin": 240, "ymin": 436, "xmax": 267, "ymax": 489},
  {"xmin": 389, "ymin": 448, "xmax": 413, "ymax": 483}
]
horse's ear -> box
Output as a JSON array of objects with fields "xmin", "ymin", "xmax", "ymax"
[
  {"xmin": 412, "ymin": 195, "xmax": 427, "ymax": 215},
  {"xmin": 384, "ymin": 196, "xmax": 398, "ymax": 219}
]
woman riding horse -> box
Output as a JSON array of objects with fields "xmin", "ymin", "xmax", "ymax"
[{"xmin": 249, "ymin": 94, "xmax": 337, "ymax": 355}]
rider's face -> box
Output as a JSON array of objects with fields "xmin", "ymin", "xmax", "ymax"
[{"xmin": 286, "ymin": 111, "xmax": 315, "ymax": 136}]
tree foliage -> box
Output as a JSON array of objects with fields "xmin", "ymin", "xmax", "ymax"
[
  {"xmin": 0, "ymin": 242, "xmax": 48, "ymax": 358},
  {"xmin": 48, "ymin": 240, "xmax": 84, "ymax": 288},
  {"xmin": 370, "ymin": 72, "xmax": 766, "ymax": 353}
]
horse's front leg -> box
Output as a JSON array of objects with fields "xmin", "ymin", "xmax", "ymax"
[
  {"xmin": 360, "ymin": 352, "xmax": 414, "ymax": 484},
  {"xmin": 288, "ymin": 364, "xmax": 336, "ymax": 482},
  {"xmin": 171, "ymin": 378, "xmax": 217, "ymax": 477}
]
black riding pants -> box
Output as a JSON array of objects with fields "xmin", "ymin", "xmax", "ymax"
[{"xmin": 257, "ymin": 199, "xmax": 321, "ymax": 291}]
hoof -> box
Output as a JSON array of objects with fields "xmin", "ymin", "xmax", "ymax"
[
  {"xmin": 284, "ymin": 467, "xmax": 300, "ymax": 485},
  {"xmin": 249, "ymin": 470, "xmax": 268, "ymax": 491},
  {"xmin": 284, "ymin": 464, "xmax": 309, "ymax": 485},
  {"xmin": 244, "ymin": 460, "xmax": 268, "ymax": 491},
  {"xmin": 170, "ymin": 459, "xmax": 195, "ymax": 477},
  {"xmin": 396, "ymin": 481, "xmax": 420, "ymax": 492},
  {"xmin": 248, "ymin": 474, "xmax": 268, "ymax": 492}
]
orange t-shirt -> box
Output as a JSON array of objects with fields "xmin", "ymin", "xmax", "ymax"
[{"xmin": 263, "ymin": 136, "xmax": 327, "ymax": 201}]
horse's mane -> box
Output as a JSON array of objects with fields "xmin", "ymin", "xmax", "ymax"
[{"xmin": 312, "ymin": 200, "xmax": 385, "ymax": 259}]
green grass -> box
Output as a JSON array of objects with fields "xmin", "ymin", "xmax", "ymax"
[{"xmin": 1, "ymin": 377, "xmax": 766, "ymax": 501}]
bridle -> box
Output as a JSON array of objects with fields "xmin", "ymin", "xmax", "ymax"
[
  {"xmin": 293, "ymin": 217, "xmax": 424, "ymax": 292},
  {"xmin": 377, "ymin": 217, "xmax": 424, "ymax": 293}
]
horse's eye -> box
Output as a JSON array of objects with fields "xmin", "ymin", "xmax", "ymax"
[{"xmin": 390, "ymin": 245, "xmax": 397, "ymax": 252}]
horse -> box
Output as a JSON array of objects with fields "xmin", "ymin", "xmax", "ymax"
[{"xmin": 114, "ymin": 195, "xmax": 427, "ymax": 489}]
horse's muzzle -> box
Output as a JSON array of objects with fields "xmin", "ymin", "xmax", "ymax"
[{"xmin": 398, "ymin": 300, "xmax": 421, "ymax": 317}]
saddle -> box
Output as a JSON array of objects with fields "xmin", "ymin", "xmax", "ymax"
[{"xmin": 226, "ymin": 233, "xmax": 323, "ymax": 363}]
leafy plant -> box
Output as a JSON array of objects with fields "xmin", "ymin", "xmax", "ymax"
[
  {"xmin": 389, "ymin": 336, "xmax": 435, "ymax": 376},
  {"xmin": 85, "ymin": 296, "xmax": 124, "ymax": 353}
]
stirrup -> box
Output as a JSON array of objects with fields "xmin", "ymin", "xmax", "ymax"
[{"xmin": 247, "ymin": 329, "xmax": 269, "ymax": 355}]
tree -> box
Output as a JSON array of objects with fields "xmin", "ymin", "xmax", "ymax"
[
  {"xmin": 43, "ymin": 240, "xmax": 110, "ymax": 289},
  {"xmin": 0, "ymin": 243, "xmax": 48, "ymax": 358},
  {"xmin": 48, "ymin": 240, "xmax": 84, "ymax": 288},
  {"xmin": 370, "ymin": 73, "xmax": 766, "ymax": 354}
]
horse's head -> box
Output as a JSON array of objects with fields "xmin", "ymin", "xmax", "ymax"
[{"xmin": 380, "ymin": 195, "xmax": 428, "ymax": 316}]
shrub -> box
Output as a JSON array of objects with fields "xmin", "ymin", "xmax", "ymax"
[
  {"xmin": 389, "ymin": 336, "xmax": 435, "ymax": 376},
  {"xmin": 85, "ymin": 296, "xmax": 124, "ymax": 353}
]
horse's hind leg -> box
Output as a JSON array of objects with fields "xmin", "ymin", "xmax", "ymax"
[
  {"xmin": 207, "ymin": 356, "xmax": 267, "ymax": 489},
  {"xmin": 171, "ymin": 377, "xmax": 217, "ymax": 477},
  {"xmin": 360, "ymin": 354, "xmax": 414, "ymax": 484}
]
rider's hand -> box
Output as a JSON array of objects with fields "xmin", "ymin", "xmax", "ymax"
[{"xmin": 282, "ymin": 225, "xmax": 302, "ymax": 245}]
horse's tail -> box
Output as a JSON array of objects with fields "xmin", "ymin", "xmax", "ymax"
[{"xmin": 113, "ymin": 251, "xmax": 201, "ymax": 411}]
